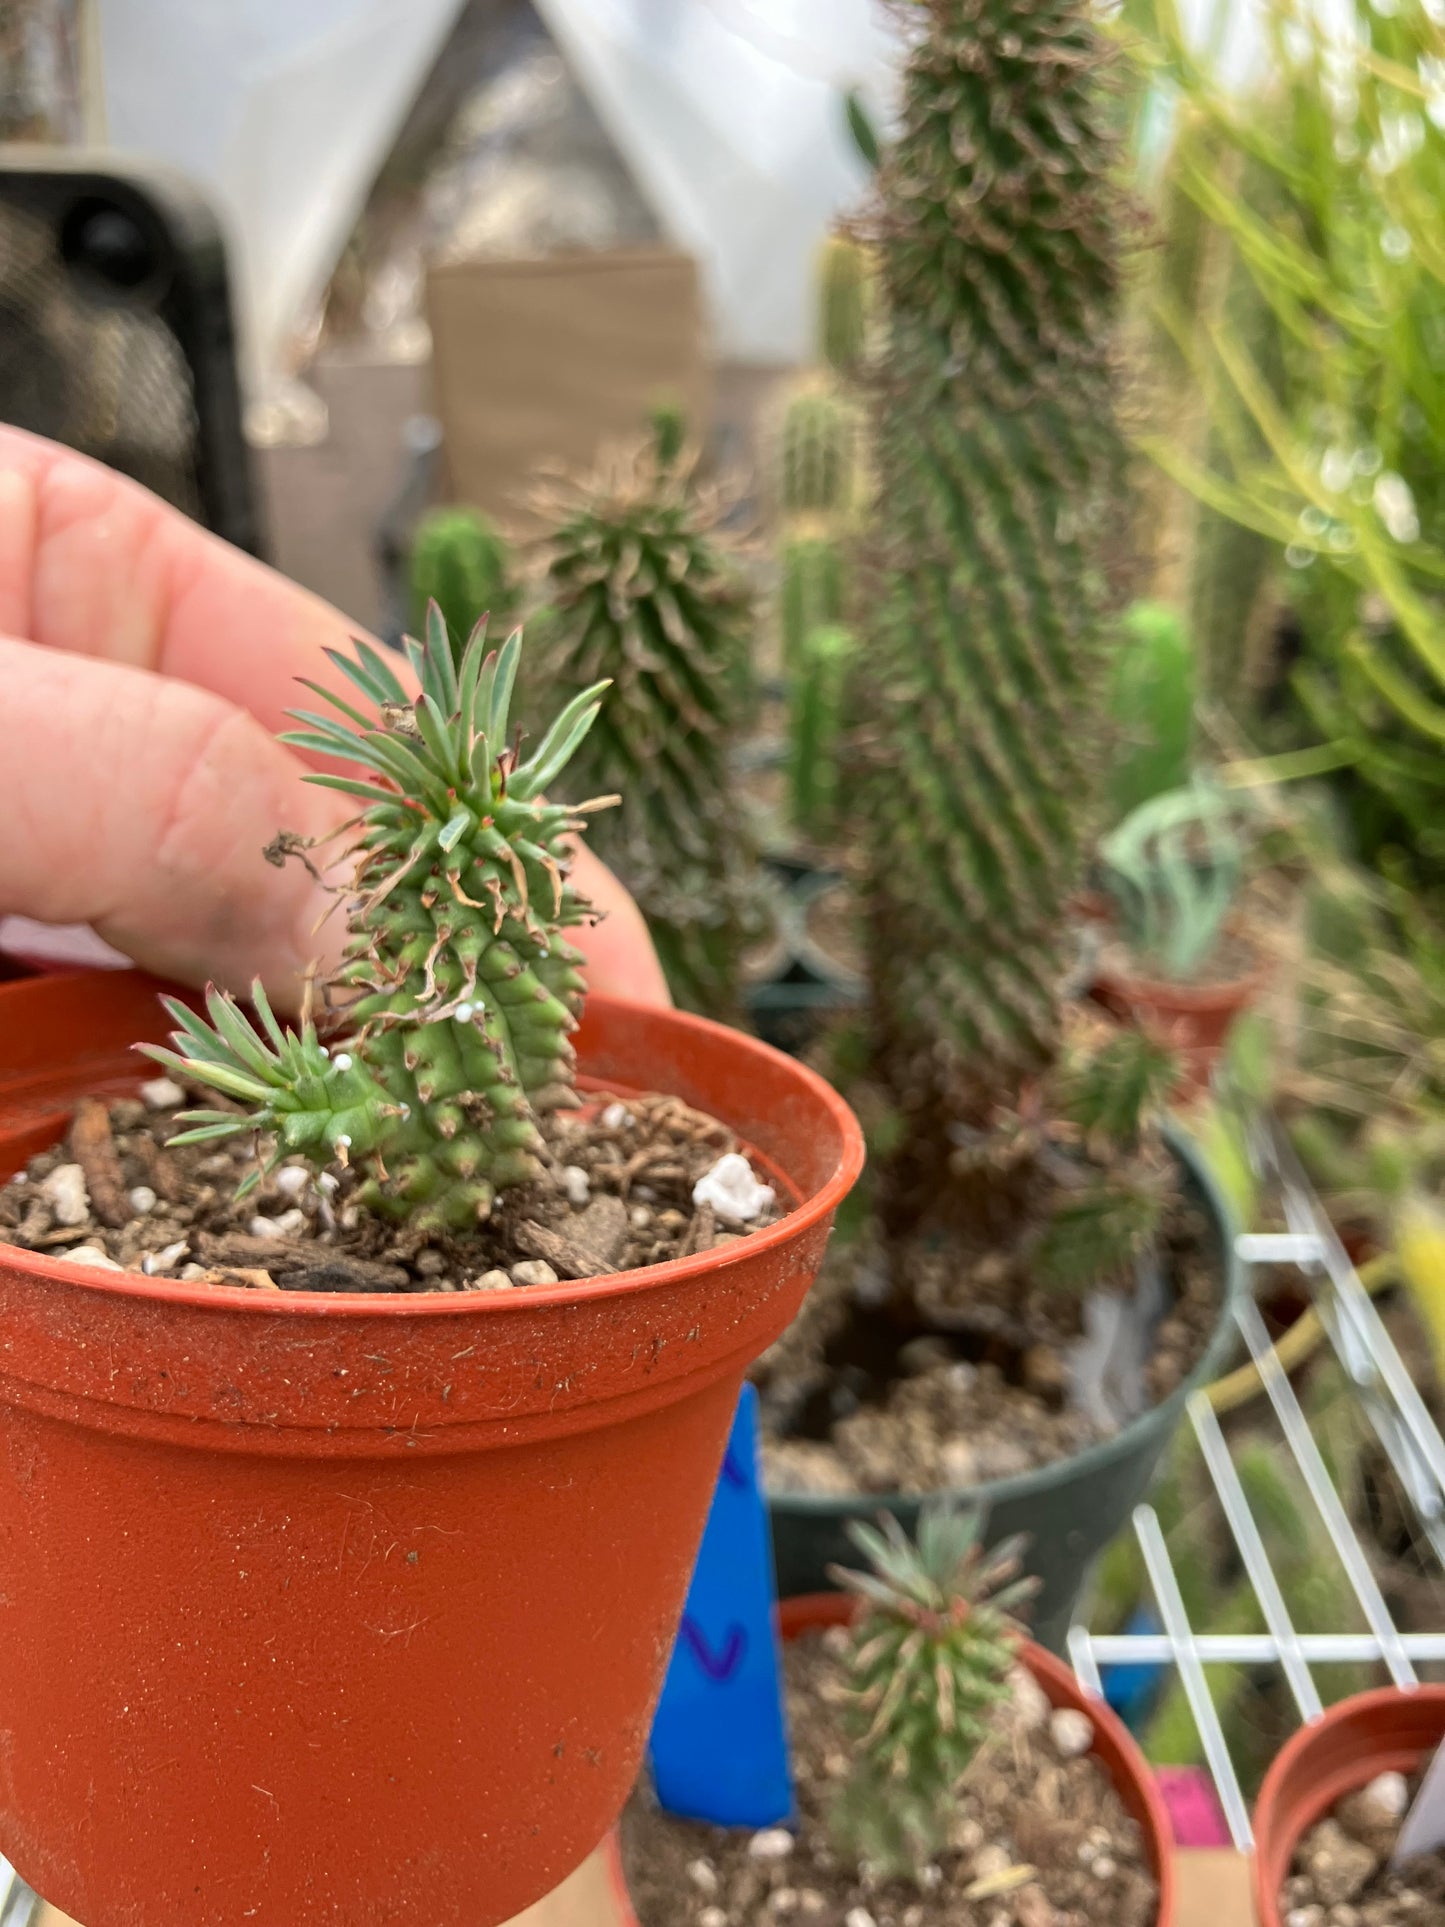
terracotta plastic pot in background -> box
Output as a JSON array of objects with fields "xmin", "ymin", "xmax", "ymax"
[
  {"xmin": 1090, "ymin": 960, "xmax": 1268, "ymax": 1092},
  {"xmin": 606, "ymin": 1592, "xmax": 1176, "ymax": 1927},
  {"xmin": 1253, "ymin": 1687, "xmax": 1445, "ymax": 1927},
  {"xmin": 0, "ymin": 969, "xmax": 864, "ymax": 1927}
]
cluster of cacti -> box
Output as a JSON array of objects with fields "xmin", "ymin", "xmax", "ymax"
[
  {"xmin": 830, "ymin": 1507, "xmax": 1035, "ymax": 1879},
  {"xmin": 862, "ymin": 0, "xmax": 1132, "ymax": 1112},
  {"xmin": 147, "ymin": 611, "xmax": 606, "ymax": 1233},
  {"xmin": 528, "ymin": 423, "xmax": 758, "ymax": 1014},
  {"xmin": 409, "ymin": 507, "xmax": 518, "ymax": 658}
]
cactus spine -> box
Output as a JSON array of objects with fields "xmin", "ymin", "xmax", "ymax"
[
  {"xmin": 864, "ymin": 0, "xmax": 1131, "ymax": 1108},
  {"xmin": 531, "ymin": 434, "xmax": 758, "ymax": 1014}
]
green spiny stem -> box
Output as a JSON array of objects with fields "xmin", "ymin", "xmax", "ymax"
[
  {"xmin": 863, "ymin": 0, "xmax": 1133, "ymax": 1110},
  {"xmin": 530, "ymin": 438, "xmax": 758, "ymax": 1014},
  {"xmin": 779, "ymin": 387, "xmax": 857, "ymax": 519},
  {"xmin": 143, "ymin": 611, "xmax": 609, "ymax": 1232},
  {"xmin": 830, "ymin": 1506, "xmax": 1036, "ymax": 1880},
  {"xmin": 409, "ymin": 508, "xmax": 518, "ymax": 663}
]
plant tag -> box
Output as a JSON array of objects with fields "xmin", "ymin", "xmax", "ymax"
[
  {"xmin": 1392, "ymin": 1740, "xmax": 1445, "ymax": 1867},
  {"xmin": 647, "ymin": 1383, "xmax": 795, "ymax": 1827}
]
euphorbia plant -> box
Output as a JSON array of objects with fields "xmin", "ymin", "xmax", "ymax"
[
  {"xmin": 830, "ymin": 1507, "xmax": 1035, "ymax": 1879},
  {"xmin": 145, "ymin": 608, "xmax": 611, "ymax": 1232}
]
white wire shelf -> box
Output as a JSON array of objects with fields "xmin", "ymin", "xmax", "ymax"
[{"xmin": 1069, "ymin": 1111, "xmax": 1445, "ymax": 1850}]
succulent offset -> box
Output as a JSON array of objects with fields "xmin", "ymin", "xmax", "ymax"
[
  {"xmin": 144, "ymin": 611, "xmax": 609, "ymax": 1232},
  {"xmin": 530, "ymin": 430, "xmax": 757, "ymax": 1013},
  {"xmin": 830, "ymin": 1507, "xmax": 1036, "ymax": 1879}
]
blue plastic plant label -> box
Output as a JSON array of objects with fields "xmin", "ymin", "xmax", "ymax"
[{"xmin": 647, "ymin": 1382, "xmax": 795, "ymax": 1827}]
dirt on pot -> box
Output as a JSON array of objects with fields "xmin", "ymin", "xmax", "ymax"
[
  {"xmin": 757, "ymin": 1193, "xmax": 1219, "ymax": 1493},
  {"xmin": 621, "ymin": 1627, "xmax": 1158, "ymax": 1927},
  {"xmin": 0, "ymin": 1084, "xmax": 782, "ymax": 1294},
  {"xmin": 1281, "ymin": 1773, "xmax": 1445, "ymax": 1927}
]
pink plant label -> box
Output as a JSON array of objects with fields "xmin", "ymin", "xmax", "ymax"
[{"xmin": 1156, "ymin": 1766, "xmax": 1231, "ymax": 1847}]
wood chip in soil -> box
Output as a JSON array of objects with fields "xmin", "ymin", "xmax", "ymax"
[
  {"xmin": 0, "ymin": 1087, "xmax": 782, "ymax": 1295},
  {"xmin": 621, "ymin": 1628, "xmax": 1158, "ymax": 1927}
]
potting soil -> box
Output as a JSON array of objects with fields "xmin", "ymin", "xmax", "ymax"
[
  {"xmin": 621, "ymin": 1626, "xmax": 1159, "ymax": 1927},
  {"xmin": 0, "ymin": 1084, "xmax": 781, "ymax": 1293}
]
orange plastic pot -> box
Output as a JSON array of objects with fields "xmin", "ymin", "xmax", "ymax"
[
  {"xmin": 1091, "ymin": 961, "xmax": 1267, "ymax": 1094},
  {"xmin": 605, "ymin": 1593, "xmax": 1176, "ymax": 1926},
  {"xmin": 1253, "ymin": 1687, "xmax": 1445, "ymax": 1927},
  {"xmin": 0, "ymin": 969, "xmax": 864, "ymax": 1927}
]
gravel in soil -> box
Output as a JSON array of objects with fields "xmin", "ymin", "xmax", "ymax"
[
  {"xmin": 0, "ymin": 1084, "xmax": 781, "ymax": 1294},
  {"xmin": 758, "ymin": 1194, "xmax": 1219, "ymax": 1494},
  {"xmin": 621, "ymin": 1628, "xmax": 1159, "ymax": 1927},
  {"xmin": 1281, "ymin": 1773, "xmax": 1445, "ymax": 1927}
]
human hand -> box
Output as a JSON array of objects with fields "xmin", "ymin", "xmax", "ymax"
[{"xmin": 0, "ymin": 427, "xmax": 671, "ymax": 1010}]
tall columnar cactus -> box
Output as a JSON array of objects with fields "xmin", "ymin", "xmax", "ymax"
[
  {"xmin": 780, "ymin": 534, "xmax": 847, "ymax": 676},
  {"xmin": 864, "ymin": 0, "xmax": 1131, "ymax": 1108},
  {"xmin": 830, "ymin": 1508, "xmax": 1035, "ymax": 1878},
  {"xmin": 789, "ymin": 624, "xmax": 857, "ymax": 847},
  {"xmin": 146, "ymin": 612, "xmax": 607, "ymax": 1233},
  {"xmin": 530, "ymin": 435, "xmax": 758, "ymax": 1013},
  {"xmin": 410, "ymin": 507, "xmax": 518, "ymax": 661}
]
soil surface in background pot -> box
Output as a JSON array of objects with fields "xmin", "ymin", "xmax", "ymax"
[
  {"xmin": 621, "ymin": 1626, "xmax": 1158, "ymax": 1927},
  {"xmin": 1281, "ymin": 1772, "xmax": 1445, "ymax": 1927},
  {"xmin": 757, "ymin": 1191, "xmax": 1217, "ymax": 1493},
  {"xmin": 0, "ymin": 1084, "xmax": 780, "ymax": 1294}
]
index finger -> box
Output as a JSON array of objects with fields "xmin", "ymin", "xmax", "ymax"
[{"xmin": 0, "ymin": 425, "xmax": 368, "ymax": 739}]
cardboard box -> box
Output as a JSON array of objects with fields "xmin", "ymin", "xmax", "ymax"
[{"xmin": 425, "ymin": 247, "xmax": 709, "ymax": 526}]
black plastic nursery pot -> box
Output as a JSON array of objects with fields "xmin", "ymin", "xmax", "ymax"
[
  {"xmin": 768, "ymin": 1131, "xmax": 1245, "ymax": 1653},
  {"xmin": 743, "ymin": 867, "xmax": 863, "ymax": 1057}
]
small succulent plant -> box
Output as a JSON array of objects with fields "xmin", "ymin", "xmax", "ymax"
[
  {"xmin": 144, "ymin": 610, "xmax": 610, "ymax": 1233},
  {"xmin": 1100, "ymin": 776, "xmax": 1252, "ymax": 982},
  {"xmin": 829, "ymin": 1507, "xmax": 1036, "ymax": 1880}
]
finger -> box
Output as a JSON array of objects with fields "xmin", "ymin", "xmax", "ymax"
[
  {"xmin": 0, "ymin": 427, "xmax": 362, "ymax": 739},
  {"xmin": 0, "ymin": 635, "xmax": 347, "ymax": 1004}
]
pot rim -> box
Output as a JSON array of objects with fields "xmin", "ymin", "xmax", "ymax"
[
  {"xmin": 0, "ymin": 977, "xmax": 865, "ymax": 1320},
  {"xmin": 1252, "ymin": 1684, "xmax": 1445, "ymax": 1927},
  {"xmin": 1091, "ymin": 956, "xmax": 1269, "ymax": 1014},
  {"xmin": 767, "ymin": 1125, "xmax": 1244, "ymax": 1515}
]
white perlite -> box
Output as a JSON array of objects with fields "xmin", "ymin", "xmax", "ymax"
[
  {"xmin": 40, "ymin": 1163, "xmax": 88, "ymax": 1226},
  {"xmin": 600, "ymin": 1102, "xmax": 633, "ymax": 1130},
  {"xmin": 59, "ymin": 1245, "xmax": 122, "ymax": 1270},
  {"xmin": 562, "ymin": 1164, "xmax": 591, "ymax": 1207},
  {"xmin": 140, "ymin": 1076, "xmax": 185, "ymax": 1111},
  {"xmin": 748, "ymin": 1828, "xmax": 794, "ymax": 1861},
  {"xmin": 142, "ymin": 1242, "xmax": 189, "ymax": 1277},
  {"xmin": 693, "ymin": 1151, "xmax": 775, "ymax": 1224},
  {"xmin": 1359, "ymin": 1770, "xmax": 1409, "ymax": 1821},
  {"xmin": 686, "ymin": 1860, "xmax": 719, "ymax": 1895},
  {"xmin": 1049, "ymin": 1707, "xmax": 1095, "ymax": 1759},
  {"xmin": 471, "ymin": 1270, "xmax": 514, "ymax": 1292},
  {"xmin": 248, "ymin": 1209, "xmax": 305, "ymax": 1240},
  {"xmin": 274, "ymin": 1166, "xmax": 310, "ymax": 1199},
  {"xmin": 128, "ymin": 1186, "xmax": 157, "ymax": 1216},
  {"xmin": 510, "ymin": 1260, "xmax": 558, "ymax": 1287},
  {"xmin": 845, "ymin": 1910, "xmax": 878, "ymax": 1927}
]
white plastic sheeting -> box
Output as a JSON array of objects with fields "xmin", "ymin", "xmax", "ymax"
[
  {"xmin": 98, "ymin": 0, "xmax": 466, "ymax": 388},
  {"xmin": 95, "ymin": 0, "xmax": 896, "ymax": 387},
  {"xmin": 532, "ymin": 0, "xmax": 894, "ymax": 363}
]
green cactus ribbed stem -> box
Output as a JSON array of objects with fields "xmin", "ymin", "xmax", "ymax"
[
  {"xmin": 790, "ymin": 624, "xmax": 856, "ymax": 846},
  {"xmin": 864, "ymin": 0, "xmax": 1132, "ymax": 1109},
  {"xmin": 531, "ymin": 439, "xmax": 757, "ymax": 1014},
  {"xmin": 817, "ymin": 234, "xmax": 872, "ymax": 376},
  {"xmin": 779, "ymin": 386, "xmax": 857, "ymax": 519},
  {"xmin": 1108, "ymin": 602, "xmax": 1198, "ymax": 821},
  {"xmin": 780, "ymin": 533, "xmax": 847, "ymax": 675},
  {"xmin": 410, "ymin": 507, "xmax": 518, "ymax": 660},
  {"xmin": 144, "ymin": 615, "xmax": 608, "ymax": 1233}
]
